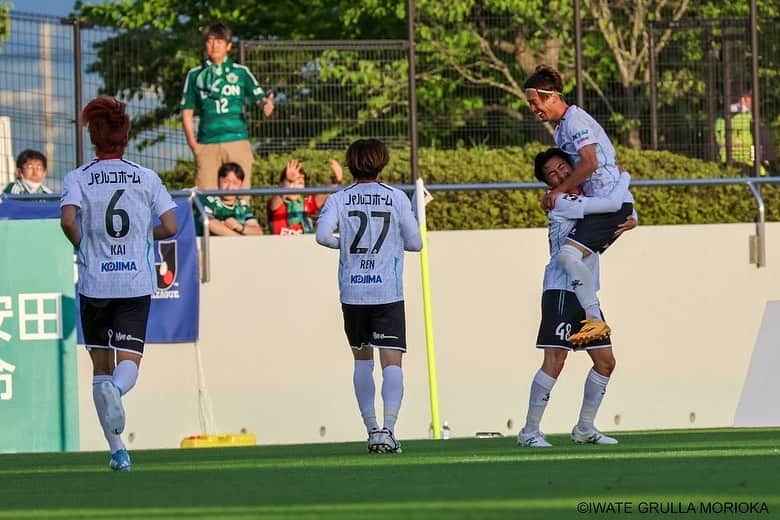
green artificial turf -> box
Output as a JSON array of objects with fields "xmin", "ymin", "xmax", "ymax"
[{"xmin": 0, "ymin": 428, "xmax": 778, "ymax": 519}]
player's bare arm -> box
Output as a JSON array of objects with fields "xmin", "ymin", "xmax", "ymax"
[
  {"xmin": 60, "ymin": 204, "xmax": 81, "ymax": 248},
  {"xmin": 262, "ymin": 92, "xmax": 275, "ymax": 117},
  {"xmin": 240, "ymin": 219, "xmax": 263, "ymax": 235},
  {"xmin": 153, "ymin": 209, "xmax": 178, "ymax": 240},
  {"xmin": 181, "ymin": 109, "xmax": 199, "ymax": 152},
  {"xmin": 315, "ymin": 159, "xmax": 343, "ymax": 208},
  {"xmin": 268, "ymin": 159, "xmax": 302, "ymax": 211},
  {"xmin": 543, "ymin": 144, "xmax": 598, "ymax": 209}
]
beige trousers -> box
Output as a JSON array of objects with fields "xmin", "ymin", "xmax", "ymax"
[{"xmin": 194, "ymin": 140, "xmax": 255, "ymax": 190}]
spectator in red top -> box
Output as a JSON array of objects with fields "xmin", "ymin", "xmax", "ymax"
[{"xmin": 267, "ymin": 158, "xmax": 342, "ymax": 235}]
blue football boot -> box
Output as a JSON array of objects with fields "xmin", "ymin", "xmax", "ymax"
[{"xmin": 109, "ymin": 449, "xmax": 131, "ymax": 472}]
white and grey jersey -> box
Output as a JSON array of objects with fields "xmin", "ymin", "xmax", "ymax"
[
  {"xmin": 60, "ymin": 158, "xmax": 176, "ymax": 299},
  {"xmin": 554, "ymin": 105, "xmax": 622, "ymax": 198},
  {"xmin": 548, "ymin": 171, "xmax": 632, "ymax": 221},
  {"xmin": 316, "ymin": 181, "xmax": 422, "ymax": 305},
  {"xmin": 540, "ymin": 173, "xmax": 631, "ymax": 293}
]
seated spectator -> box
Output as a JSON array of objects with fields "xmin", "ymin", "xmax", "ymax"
[
  {"xmin": 267, "ymin": 158, "xmax": 342, "ymax": 235},
  {"xmin": 196, "ymin": 162, "xmax": 263, "ymax": 236},
  {"xmin": 3, "ymin": 149, "xmax": 53, "ymax": 195}
]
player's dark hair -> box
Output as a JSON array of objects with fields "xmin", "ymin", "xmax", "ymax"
[
  {"xmin": 16, "ymin": 149, "xmax": 47, "ymax": 171},
  {"xmin": 204, "ymin": 21, "xmax": 232, "ymax": 42},
  {"xmin": 524, "ymin": 65, "xmax": 564, "ymax": 100},
  {"xmin": 218, "ymin": 162, "xmax": 245, "ymax": 181},
  {"xmin": 534, "ymin": 148, "xmax": 572, "ymax": 184},
  {"xmin": 346, "ymin": 139, "xmax": 389, "ymax": 180},
  {"xmin": 82, "ymin": 96, "xmax": 130, "ymax": 155}
]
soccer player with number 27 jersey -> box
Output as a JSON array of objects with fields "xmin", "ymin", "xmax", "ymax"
[
  {"xmin": 316, "ymin": 139, "xmax": 422, "ymax": 454},
  {"xmin": 60, "ymin": 96, "xmax": 178, "ymax": 472}
]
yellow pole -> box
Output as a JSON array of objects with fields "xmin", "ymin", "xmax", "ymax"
[{"xmin": 415, "ymin": 178, "xmax": 441, "ymax": 439}]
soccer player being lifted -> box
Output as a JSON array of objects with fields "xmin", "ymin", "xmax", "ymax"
[
  {"xmin": 316, "ymin": 139, "xmax": 422, "ymax": 453},
  {"xmin": 524, "ymin": 65, "xmax": 634, "ymax": 346},
  {"xmin": 519, "ymin": 148, "xmax": 636, "ymax": 447},
  {"xmin": 60, "ymin": 96, "xmax": 178, "ymax": 471}
]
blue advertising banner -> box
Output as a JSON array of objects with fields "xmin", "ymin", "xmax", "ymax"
[
  {"xmin": 146, "ymin": 199, "xmax": 200, "ymax": 343},
  {"xmin": 0, "ymin": 195, "xmax": 199, "ymax": 343}
]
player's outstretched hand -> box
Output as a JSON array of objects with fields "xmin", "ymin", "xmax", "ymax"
[
  {"xmin": 285, "ymin": 159, "xmax": 302, "ymax": 182},
  {"xmin": 329, "ymin": 159, "xmax": 343, "ymax": 183},
  {"xmin": 263, "ymin": 92, "xmax": 275, "ymax": 117}
]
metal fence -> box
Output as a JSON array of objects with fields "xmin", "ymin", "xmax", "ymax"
[
  {"xmin": 0, "ymin": 11, "xmax": 778, "ymax": 189},
  {"xmin": 240, "ymin": 40, "xmax": 410, "ymax": 156}
]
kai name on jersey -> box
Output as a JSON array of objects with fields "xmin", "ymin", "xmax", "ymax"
[
  {"xmin": 88, "ymin": 170, "xmax": 142, "ymax": 186},
  {"xmin": 344, "ymin": 193, "xmax": 393, "ymax": 206}
]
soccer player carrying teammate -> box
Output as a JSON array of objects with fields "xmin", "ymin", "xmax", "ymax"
[
  {"xmin": 316, "ymin": 139, "xmax": 422, "ymax": 453},
  {"xmin": 524, "ymin": 65, "xmax": 634, "ymax": 346},
  {"xmin": 60, "ymin": 96, "xmax": 178, "ymax": 471},
  {"xmin": 519, "ymin": 148, "xmax": 635, "ymax": 448}
]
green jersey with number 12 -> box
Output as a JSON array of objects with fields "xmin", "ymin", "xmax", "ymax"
[
  {"xmin": 180, "ymin": 58, "xmax": 266, "ymax": 144},
  {"xmin": 60, "ymin": 158, "xmax": 176, "ymax": 299}
]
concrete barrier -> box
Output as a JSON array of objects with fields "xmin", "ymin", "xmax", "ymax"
[{"xmin": 76, "ymin": 222, "xmax": 780, "ymax": 451}]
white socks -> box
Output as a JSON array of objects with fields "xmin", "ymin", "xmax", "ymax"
[
  {"xmin": 381, "ymin": 365, "xmax": 404, "ymax": 433},
  {"xmin": 92, "ymin": 375, "xmax": 125, "ymax": 454},
  {"xmin": 113, "ymin": 360, "xmax": 138, "ymax": 396},
  {"xmin": 557, "ymin": 244, "xmax": 601, "ymax": 320},
  {"xmin": 523, "ymin": 369, "xmax": 557, "ymax": 433},
  {"xmin": 577, "ymin": 368, "xmax": 610, "ymax": 430},
  {"xmin": 353, "ymin": 360, "xmax": 379, "ymax": 432}
]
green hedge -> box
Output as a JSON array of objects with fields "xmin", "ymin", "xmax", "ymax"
[{"xmin": 161, "ymin": 145, "xmax": 779, "ymax": 231}]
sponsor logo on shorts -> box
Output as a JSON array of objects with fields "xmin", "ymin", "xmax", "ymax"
[
  {"xmin": 372, "ymin": 332, "xmax": 399, "ymax": 340},
  {"xmin": 350, "ymin": 274, "xmax": 383, "ymax": 284},
  {"xmin": 112, "ymin": 330, "xmax": 144, "ymax": 344},
  {"xmin": 100, "ymin": 261, "xmax": 138, "ymax": 272}
]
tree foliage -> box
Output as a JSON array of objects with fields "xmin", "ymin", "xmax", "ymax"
[
  {"xmin": 0, "ymin": 2, "xmax": 11, "ymax": 48},
  {"xmin": 76, "ymin": 0, "xmax": 780, "ymax": 153}
]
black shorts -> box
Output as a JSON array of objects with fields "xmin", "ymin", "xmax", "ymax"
[
  {"xmin": 342, "ymin": 300, "xmax": 407, "ymax": 352},
  {"xmin": 568, "ymin": 202, "xmax": 633, "ymax": 254},
  {"xmin": 80, "ymin": 294, "xmax": 151, "ymax": 355},
  {"xmin": 536, "ymin": 290, "xmax": 611, "ymax": 351}
]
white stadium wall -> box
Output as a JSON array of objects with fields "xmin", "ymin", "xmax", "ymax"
[{"xmin": 77, "ymin": 223, "xmax": 780, "ymax": 451}]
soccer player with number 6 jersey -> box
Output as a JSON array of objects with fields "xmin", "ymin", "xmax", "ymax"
[
  {"xmin": 60, "ymin": 96, "xmax": 178, "ymax": 471},
  {"xmin": 316, "ymin": 139, "xmax": 422, "ymax": 454}
]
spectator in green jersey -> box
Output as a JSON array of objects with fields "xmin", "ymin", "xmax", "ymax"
[
  {"xmin": 196, "ymin": 162, "xmax": 263, "ymax": 236},
  {"xmin": 180, "ymin": 21, "xmax": 275, "ymax": 194},
  {"xmin": 3, "ymin": 149, "xmax": 53, "ymax": 195}
]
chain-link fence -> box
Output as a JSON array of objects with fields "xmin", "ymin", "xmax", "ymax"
[
  {"xmin": 649, "ymin": 18, "xmax": 779, "ymax": 175},
  {"xmin": 0, "ymin": 12, "xmax": 192, "ymax": 188},
  {"xmin": 1, "ymin": 11, "xmax": 778, "ymax": 189},
  {"xmin": 240, "ymin": 40, "xmax": 410, "ymax": 158}
]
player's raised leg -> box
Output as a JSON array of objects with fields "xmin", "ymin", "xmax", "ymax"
[
  {"xmin": 558, "ymin": 241, "xmax": 610, "ymax": 346},
  {"xmin": 572, "ymin": 347, "xmax": 618, "ymax": 445}
]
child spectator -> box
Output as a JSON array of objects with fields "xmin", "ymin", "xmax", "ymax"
[
  {"xmin": 197, "ymin": 162, "xmax": 263, "ymax": 236},
  {"xmin": 267, "ymin": 158, "xmax": 342, "ymax": 235}
]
